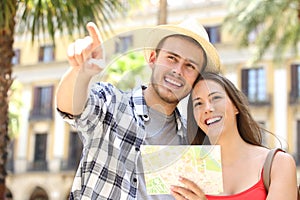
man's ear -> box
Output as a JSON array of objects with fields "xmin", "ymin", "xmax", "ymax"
[{"xmin": 148, "ymin": 51, "xmax": 156, "ymax": 65}]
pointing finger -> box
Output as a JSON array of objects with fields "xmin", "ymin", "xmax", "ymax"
[{"xmin": 86, "ymin": 22, "xmax": 102, "ymax": 48}]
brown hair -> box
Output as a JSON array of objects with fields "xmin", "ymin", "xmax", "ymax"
[{"xmin": 187, "ymin": 72, "xmax": 265, "ymax": 146}]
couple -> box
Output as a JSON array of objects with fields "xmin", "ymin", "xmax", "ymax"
[{"xmin": 56, "ymin": 19, "xmax": 297, "ymax": 200}]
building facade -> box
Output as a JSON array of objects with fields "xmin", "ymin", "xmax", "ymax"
[{"xmin": 6, "ymin": 0, "xmax": 300, "ymax": 199}]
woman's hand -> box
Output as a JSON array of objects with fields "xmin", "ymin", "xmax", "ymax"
[{"xmin": 170, "ymin": 176, "xmax": 207, "ymax": 200}]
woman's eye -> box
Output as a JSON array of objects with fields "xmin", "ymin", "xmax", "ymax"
[
  {"xmin": 194, "ymin": 102, "xmax": 202, "ymax": 107},
  {"xmin": 212, "ymin": 96, "xmax": 222, "ymax": 101}
]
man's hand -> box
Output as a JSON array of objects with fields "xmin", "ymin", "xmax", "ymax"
[{"xmin": 67, "ymin": 22, "xmax": 105, "ymax": 77}]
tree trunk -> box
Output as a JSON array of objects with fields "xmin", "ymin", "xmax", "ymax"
[
  {"xmin": 158, "ymin": 0, "xmax": 167, "ymax": 25},
  {"xmin": 298, "ymin": 4, "xmax": 300, "ymax": 22},
  {"xmin": 0, "ymin": 1, "xmax": 16, "ymax": 198}
]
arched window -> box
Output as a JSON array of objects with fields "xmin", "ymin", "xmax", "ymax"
[{"xmin": 29, "ymin": 186, "xmax": 48, "ymax": 200}]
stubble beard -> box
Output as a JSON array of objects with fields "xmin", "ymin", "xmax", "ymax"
[
  {"xmin": 151, "ymin": 76, "xmax": 180, "ymax": 104},
  {"xmin": 150, "ymin": 63, "xmax": 189, "ymax": 104}
]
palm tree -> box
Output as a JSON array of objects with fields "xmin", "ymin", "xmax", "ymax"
[
  {"xmin": 0, "ymin": 0, "xmax": 127, "ymax": 198},
  {"xmin": 223, "ymin": 0, "xmax": 300, "ymax": 64},
  {"xmin": 158, "ymin": 0, "xmax": 168, "ymax": 25}
]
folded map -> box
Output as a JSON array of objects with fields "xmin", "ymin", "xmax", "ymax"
[{"xmin": 140, "ymin": 145, "xmax": 223, "ymax": 195}]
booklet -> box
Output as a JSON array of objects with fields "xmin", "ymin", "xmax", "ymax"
[{"xmin": 140, "ymin": 145, "xmax": 223, "ymax": 195}]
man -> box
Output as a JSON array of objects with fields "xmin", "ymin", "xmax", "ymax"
[{"xmin": 56, "ymin": 18, "xmax": 221, "ymax": 199}]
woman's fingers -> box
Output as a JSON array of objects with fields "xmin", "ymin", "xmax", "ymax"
[
  {"xmin": 179, "ymin": 176, "xmax": 206, "ymax": 197},
  {"xmin": 171, "ymin": 189, "xmax": 189, "ymax": 200},
  {"xmin": 171, "ymin": 186, "xmax": 193, "ymax": 199},
  {"xmin": 170, "ymin": 177, "xmax": 207, "ymax": 200}
]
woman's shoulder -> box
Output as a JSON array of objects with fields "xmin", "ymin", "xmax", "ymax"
[
  {"xmin": 266, "ymin": 149, "xmax": 298, "ymax": 199},
  {"xmin": 248, "ymin": 146, "xmax": 295, "ymax": 170},
  {"xmin": 271, "ymin": 149, "xmax": 296, "ymax": 169}
]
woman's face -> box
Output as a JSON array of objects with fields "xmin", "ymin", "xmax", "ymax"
[{"xmin": 191, "ymin": 79, "xmax": 239, "ymax": 141}]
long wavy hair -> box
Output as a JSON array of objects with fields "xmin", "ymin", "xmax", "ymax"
[{"xmin": 187, "ymin": 72, "xmax": 267, "ymax": 147}]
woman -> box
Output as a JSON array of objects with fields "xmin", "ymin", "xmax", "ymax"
[{"xmin": 171, "ymin": 72, "xmax": 297, "ymax": 200}]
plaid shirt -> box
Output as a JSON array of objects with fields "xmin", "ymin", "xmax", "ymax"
[{"xmin": 61, "ymin": 82, "xmax": 187, "ymax": 200}]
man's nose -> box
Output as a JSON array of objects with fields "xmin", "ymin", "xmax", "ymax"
[{"xmin": 172, "ymin": 62, "xmax": 184, "ymax": 76}]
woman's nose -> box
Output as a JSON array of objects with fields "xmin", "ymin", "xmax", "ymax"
[{"xmin": 204, "ymin": 102, "xmax": 214, "ymax": 113}]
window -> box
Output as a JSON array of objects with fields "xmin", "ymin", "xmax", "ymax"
[
  {"xmin": 258, "ymin": 121, "xmax": 268, "ymax": 146},
  {"xmin": 29, "ymin": 85, "xmax": 53, "ymax": 120},
  {"xmin": 296, "ymin": 120, "xmax": 300, "ymax": 165},
  {"xmin": 29, "ymin": 186, "xmax": 49, "ymax": 200},
  {"xmin": 6, "ymin": 141, "xmax": 14, "ymax": 173},
  {"xmin": 205, "ymin": 26, "xmax": 221, "ymax": 44},
  {"xmin": 241, "ymin": 67, "xmax": 268, "ymax": 104},
  {"xmin": 67, "ymin": 131, "xmax": 83, "ymax": 169},
  {"xmin": 290, "ymin": 64, "xmax": 300, "ymax": 104},
  {"xmin": 11, "ymin": 49, "xmax": 21, "ymax": 65},
  {"xmin": 32, "ymin": 133, "xmax": 48, "ymax": 171},
  {"xmin": 115, "ymin": 35, "xmax": 133, "ymax": 53},
  {"xmin": 38, "ymin": 45, "xmax": 55, "ymax": 62}
]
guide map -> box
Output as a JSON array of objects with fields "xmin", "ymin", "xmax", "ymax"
[{"xmin": 140, "ymin": 145, "xmax": 223, "ymax": 195}]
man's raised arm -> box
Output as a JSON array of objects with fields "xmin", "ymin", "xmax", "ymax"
[{"xmin": 56, "ymin": 22, "xmax": 105, "ymax": 116}]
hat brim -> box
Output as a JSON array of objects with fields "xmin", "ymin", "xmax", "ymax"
[{"xmin": 144, "ymin": 25, "xmax": 221, "ymax": 73}]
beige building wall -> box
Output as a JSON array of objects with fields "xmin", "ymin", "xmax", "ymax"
[{"xmin": 7, "ymin": 0, "xmax": 300, "ymax": 199}]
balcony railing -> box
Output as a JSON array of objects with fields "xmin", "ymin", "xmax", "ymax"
[
  {"xmin": 29, "ymin": 108, "xmax": 53, "ymax": 120},
  {"xmin": 293, "ymin": 154, "xmax": 300, "ymax": 166},
  {"xmin": 289, "ymin": 92, "xmax": 300, "ymax": 105},
  {"xmin": 60, "ymin": 159, "xmax": 80, "ymax": 171},
  {"xmin": 247, "ymin": 94, "xmax": 272, "ymax": 106},
  {"xmin": 27, "ymin": 160, "xmax": 48, "ymax": 171},
  {"xmin": 6, "ymin": 159, "xmax": 14, "ymax": 173}
]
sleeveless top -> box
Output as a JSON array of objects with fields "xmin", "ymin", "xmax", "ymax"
[{"xmin": 206, "ymin": 171, "xmax": 267, "ymax": 200}]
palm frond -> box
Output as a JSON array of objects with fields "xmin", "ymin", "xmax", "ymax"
[
  {"xmin": 223, "ymin": 0, "xmax": 300, "ymax": 63},
  {"xmin": 0, "ymin": 0, "xmax": 17, "ymax": 32},
  {"xmin": 18, "ymin": 0, "xmax": 128, "ymax": 45}
]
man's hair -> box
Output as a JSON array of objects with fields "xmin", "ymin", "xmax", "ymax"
[{"xmin": 155, "ymin": 34, "xmax": 207, "ymax": 72}]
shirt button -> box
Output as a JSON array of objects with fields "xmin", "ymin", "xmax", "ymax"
[
  {"xmin": 133, "ymin": 178, "xmax": 137, "ymax": 182},
  {"xmin": 135, "ymin": 147, "xmax": 139, "ymax": 151},
  {"xmin": 143, "ymin": 115, "xmax": 149, "ymax": 121}
]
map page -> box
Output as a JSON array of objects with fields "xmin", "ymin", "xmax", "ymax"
[{"xmin": 140, "ymin": 145, "xmax": 223, "ymax": 195}]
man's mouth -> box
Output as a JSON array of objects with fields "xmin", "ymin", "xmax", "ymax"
[
  {"xmin": 165, "ymin": 77, "xmax": 183, "ymax": 87},
  {"xmin": 205, "ymin": 117, "xmax": 222, "ymax": 125}
]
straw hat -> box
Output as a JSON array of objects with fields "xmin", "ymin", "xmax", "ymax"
[{"xmin": 144, "ymin": 18, "xmax": 221, "ymax": 73}]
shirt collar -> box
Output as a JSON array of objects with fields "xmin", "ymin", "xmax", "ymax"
[{"xmin": 131, "ymin": 85, "xmax": 186, "ymax": 134}]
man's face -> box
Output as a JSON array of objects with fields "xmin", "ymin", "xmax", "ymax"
[{"xmin": 149, "ymin": 36, "xmax": 205, "ymax": 104}]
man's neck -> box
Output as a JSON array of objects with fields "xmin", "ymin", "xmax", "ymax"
[{"xmin": 143, "ymin": 85, "xmax": 178, "ymax": 116}]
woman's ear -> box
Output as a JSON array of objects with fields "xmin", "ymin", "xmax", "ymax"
[{"xmin": 234, "ymin": 106, "xmax": 239, "ymax": 115}]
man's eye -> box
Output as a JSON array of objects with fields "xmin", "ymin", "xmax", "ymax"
[
  {"xmin": 186, "ymin": 63, "xmax": 196, "ymax": 70},
  {"xmin": 168, "ymin": 55, "xmax": 176, "ymax": 61}
]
